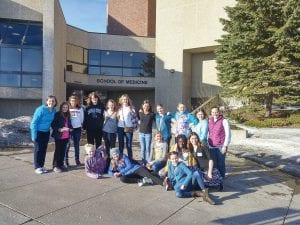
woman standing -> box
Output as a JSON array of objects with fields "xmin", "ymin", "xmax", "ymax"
[
  {"xmin": 83, "ymin": 92, "xmax": 105, "ymax": 149},
  {"xmin": 191, "ymin": 109, "xmax": 208, "ymax": 143},
  {"xmin": 103, "ymin": 99, "xmax": 118, "ymax": 168},
  {"xmin": 139, "ymin": 100, "xmax": 155, "ymax": 164},
  {"xmin": 117, "ymin": 94, "xmax": 138, "ymax": 159},
  {"xmin": 51, "ymin": 102, "xmax": 73, "ymax": 173},
  {"xmin": 30, "ymin": 95, "xmax": 57, "ymax": 174},
  {"xmin": 65, "ymin": 95, "xmax": 84, "ymax": 166}
]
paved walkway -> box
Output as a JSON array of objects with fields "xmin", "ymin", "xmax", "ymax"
[{"xmin": 0, "ymin": 141, "xmax": 299, "ymax": 225}]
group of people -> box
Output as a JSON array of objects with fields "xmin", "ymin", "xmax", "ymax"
[{"xmin": 30, "ymin": 92, "xmax": 231, "ymax": 205}]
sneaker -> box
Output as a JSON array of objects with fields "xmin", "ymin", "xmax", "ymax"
[
  {"xmin": 35, "ymin": 168, "xmax": 43, "ymax": 174},
  {"xmin": 163, "ymin": 177, "xmax": 172, "ymax": 191},
  {"xmin": 42, "ymin": 167, "xmax": 48, "ymax": 173},
  {"xmin": 143, "ymin": 177, "xmax": 153, "ymax": 185},
  {"xmin": 53, "ymin": 167, "xmax": 62, "ymax": 173},
  {"xmin": 138, "ymin": 179, "xmax": 145, "ymax": 187}
]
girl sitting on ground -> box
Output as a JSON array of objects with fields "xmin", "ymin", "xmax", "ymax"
[
  {"xmin": 84, "ymin": 144, "xmax": 108, "ymax": 179},
  {"xmin": 108, "ymin": 147, "xmax": 163, "ymax": 186},
  {"xmin": 146, "ymin": 131, "xmax": 167, "ymax": 174}
]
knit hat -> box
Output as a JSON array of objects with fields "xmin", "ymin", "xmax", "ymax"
[
  {"xmin": 110, "ymin": 147, "xmax": 120, "ymax": 155},
  {"xmin": 85, "ymin": 144, "xmax": 95, "ymax": 154}
]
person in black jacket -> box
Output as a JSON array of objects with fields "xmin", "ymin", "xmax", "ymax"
[
  {"xmin": 51, "ymin": 102, "xmax": 73, "ymax": 173},
  {"xmin": 83, "ymin": 92, "xmax": 105, "ymax": 149}
]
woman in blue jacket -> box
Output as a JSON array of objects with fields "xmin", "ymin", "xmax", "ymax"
[
  {"xmin": 30, "ymin": 95, "xmax": 57, "ymax": 174},
  {"xmin": 108, "ymin": 148, "xmax": 163, "ymax": 186},
  {"xmin": 168, "ymin": 151, "xmax": 210, "ymax": 200}
]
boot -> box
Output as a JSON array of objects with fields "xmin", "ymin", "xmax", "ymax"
[
  {"xmin": 203, "ymin": 188, "xmax": 215, "ymax": 205},
  {"xmin": 191, "ymin": 191, "xmax": 204, "ymax": 197}
]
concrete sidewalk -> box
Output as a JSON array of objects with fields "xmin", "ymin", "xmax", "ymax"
[{"xmin": 0, "ymin": 143, "xmax": 299, "ymax": 225}]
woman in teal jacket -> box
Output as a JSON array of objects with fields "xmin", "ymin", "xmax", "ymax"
[{"xmin": 30, "ymin": 95, "xmax": 57, "ymax": 174}]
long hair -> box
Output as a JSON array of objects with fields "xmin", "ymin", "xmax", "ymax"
[
  {"xmin": 106, "ymin": 99, "xmax": 117, "ymax": 111},
  {"xmin": 118, "ymin": 94, "xmax": 134, "ymax": 108},
  {"xmin": 86, "ymin": 91, "xmax": 100, "ymax": 106},
  {"xmin": 175, "ymin": 134, "xmax": 187, "ymax": 153},
  {"xmin": 195, "ymin": 108, "xmax": 207, "ymax": 119},
  {"xmin": 140, "ymin": 99, "xmax": 153, "ymax": 113},
  {"xmin": 68, "ymin": 95, "xmax": 80, "ymax": 109},
  {"xmin": 187, "ymin": 132, "xmax": 201, "ymax": 150},
  {"xmin": 59, "ymin": 102, "xmax": 70, "ymax": 119}
]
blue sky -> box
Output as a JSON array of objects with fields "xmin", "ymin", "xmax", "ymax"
[{"xmin": 59, "ymin": 0, "xmax": 107, "ymax": 33}]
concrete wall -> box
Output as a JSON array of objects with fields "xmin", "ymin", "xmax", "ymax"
[
  {"xmin": 0, "ymin": 99, "xmax": 41, "ymax": 119},
  {"xmin": 43, "ymin": 0, "xmax": 67, "ymax": 105},
  {"xmin": 155, "ymin": 0, "xmax": 235, "ymax": 111}
]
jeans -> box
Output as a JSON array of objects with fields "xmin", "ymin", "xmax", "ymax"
[
  {"xmin": 117, "ymin": 127, "xmax": 133, "ymax": 159},
  {"xmin": 103, "ymin": 131, "xmax": 117, "ymax": 158},
  {"xmin": 210, "ymin": 147, "xmax": 226, "ymax": 178},
  {"xmin": 53, "ymin": 139, "xmax": 68, "ymax": 168},
  {"xmin": 174, "ymin": 187, "xmax": 192, "ymax": 198},
  {"xmin": 34, "ymin": 131, "xmax": 50, "ymax": 169},
  {"xmin": 139, "ymin": 133, "xmax": 152, "ymax": 164},
  {"xmin": 151, "ymin": 160, "xmax": 166, "ymax": 173},
  {"xmin": 65, "ymin": 128, "xmax": 81, "ymax": 161},
  {"xmin": 192, "ymin": 170, "xmax": 205, "ymax": 190}
]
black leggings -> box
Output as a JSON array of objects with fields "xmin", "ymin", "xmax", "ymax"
[{"xmin": 120, "ymin": 167, "xmax": 163, "ymax": 185}]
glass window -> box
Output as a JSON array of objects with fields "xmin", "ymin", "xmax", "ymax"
[
  {"xmin": 88, "ymin": 50, "xmax": 100, "ymax": 66},
  {"xmin": 0, "ymin": 47, "xmax": 21, "ymax": 71},
  {"xmin": 23, "ymin": 24, "xmax": 42, "ymax": 46},
  {"xmin": 141, "ymin": 53, "xmax": 155, "ymax": 77},
  {"xmin": 4, "ymin": 22, "xmax": 27, "ymax": 45},
  {"xmin": 123, "ymin": 52, "xmax": 145, "ymax": 68},
  {"xmin": 101, "ymin": 51, "xmax": 122, "ymax": 67},
  {"xmin": 88, "ymin": 66, "xmax": 100, "ymax": 75},
  {"xmin": 0, "ymin": 73, "xmax": 20, "ymax": 87},
  {"xmin": 22, "ymin": 48, "xmax": 42, "ymax": 72},
  {"xmin": 123, "ymin": 68, "xmax": 143, "ymax": 77},
  {"xmin": 101, "ymin": 67, "xmax": 122, "ymax": 76},
  {"xmin": 21, "ymin": 74, "xmax": 42, "ymax": 87}
]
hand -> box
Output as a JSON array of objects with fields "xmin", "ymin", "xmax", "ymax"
[
  {"xmin": 207, "ymin": 172, "xmax": 213, "ymax": 180},
  {"xmin": 114, "ymin": 172, "xmax": 121, "ymax": 178},
  {"xmin": 221, "ymin": 146, "xmax": 227, "ymax": 154},
  {"xmin": 180, "ymin": 185, "xmax": 186, "ymax": 190}
]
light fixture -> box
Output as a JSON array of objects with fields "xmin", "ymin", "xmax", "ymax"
[{"xmin": 169, "ymin": 69, "xmax": 175, "ymax": 73}]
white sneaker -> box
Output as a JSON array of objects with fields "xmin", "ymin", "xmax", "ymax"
[
  {"xmin": 53, "ymin": 167, "xmax": 62, "ymax": 173},
  {"xmin": 143, "ymin": 177, "xmax": 153, "ymax": 185},
  {"xmin": 138, "ymin": 179, "xmax": 145, "ymax": 187},
  {"xmin": 35, "ymin": 168, "xmax": 43, "ymax": 174},
  {"xmin": 42, "ymin": 167, "xmax": 48, "ymax": 173}
]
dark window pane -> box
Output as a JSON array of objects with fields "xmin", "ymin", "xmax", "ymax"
[
  {"xmin": 0, "ymin": 47, "xmax": 21, "ymax": 71},
  {"xmin": 88, "ymin": 50, "xmax": 100, "ymax": 66},
  {"xmin": 88, "ymin": 66, "xmax": 100, "ymax": 75},
  {"xmin": 22, "ymin": 48, "xmax": 42, "ymax": 72},
  {"xmin": 0, "ymin": 22, "xmax": 7, "ymax": 44},
  {"xmin": 141, "ymin": 53, "xmax": 155, "ymax": 77},
  {"xmin": 101, "ymin": 67, "xmax": 122, "ymax": 76},
  {"xmin": 123, "ymin": 52, "xmax": 145, "ymax": 67},
  {"xmin": 22, "ymin": 74, "xmax": 42, "ymax": 87},
  {"xmin": 123, "ymin": 68, "xmax": 143, "ymax": 77},
  {"xmin": 4, "ymin": 22, "xmax": 26, "ymax": 45},
  {"xmin": 0, "ymin": 73, "xmax": 20, "ymax": 87},
  {"xmin": 23, "ymin": 24, "xmax": 42, "ymax": 46},
  {"xmin": 101, "ymin": 51, "xmax": 122, "ymax": 66}
]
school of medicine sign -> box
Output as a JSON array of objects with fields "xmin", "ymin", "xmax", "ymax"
[{"xmin": 66, "ymin": 72, "xmax": 155, "ymax": 88}]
